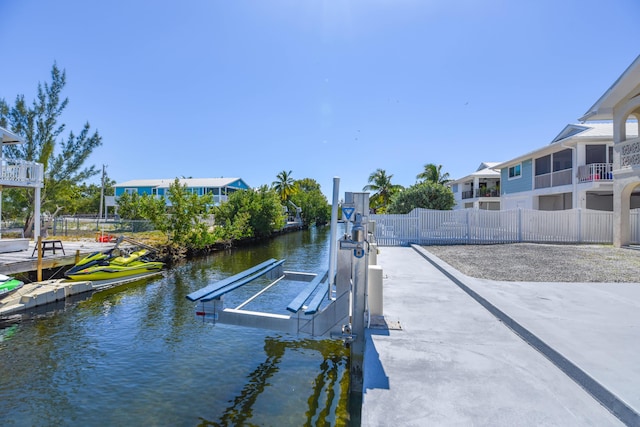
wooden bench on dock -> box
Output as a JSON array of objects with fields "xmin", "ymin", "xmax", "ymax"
[{"xmin": 32, "ymin": 240, "xmax": 66, "ymax": 257}]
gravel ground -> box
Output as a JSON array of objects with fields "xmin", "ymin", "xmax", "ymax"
[{"xmin": 423, "ymin": 243, "xmax": 640, "ymax": 283}]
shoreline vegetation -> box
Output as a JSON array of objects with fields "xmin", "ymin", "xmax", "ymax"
[{"xmin": 157, "ymin": 222, "xmax": 314, "ymax": 264}]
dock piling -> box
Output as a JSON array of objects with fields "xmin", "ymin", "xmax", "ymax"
[{"xmin": 37, "ymin": 236, "xmax": 43, "ymax": 282}]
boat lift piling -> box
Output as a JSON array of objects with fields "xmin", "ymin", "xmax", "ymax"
[
  {"xmin": 336, "ymin": 192, "xmax": 371, "ymax": 398},
  {"xmin": 186, "ymin": 179, "xmax": 379, "ymax": 401}
]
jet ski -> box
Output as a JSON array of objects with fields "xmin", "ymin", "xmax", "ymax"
[
  {"xmin": 65, "ymin": 238, "xmax": 164, "ymax": 281},
  {"xmin": 0, "ymin": 274, "xmax": 24, "ymax": 298}
]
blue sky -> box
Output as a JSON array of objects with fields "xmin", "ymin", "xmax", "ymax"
[{"xmin": 1, "ymin": 1, "xmax": 639, "ymax": 200}]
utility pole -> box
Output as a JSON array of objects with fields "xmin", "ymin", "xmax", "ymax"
[{"xmin": 98, "ymin": 164, "xmax": 106, "ymax": 220}]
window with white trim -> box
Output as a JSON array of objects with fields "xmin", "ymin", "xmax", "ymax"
[{"xmin": 508, "ymin": 164, "xmax": 521, "ymax": 179}]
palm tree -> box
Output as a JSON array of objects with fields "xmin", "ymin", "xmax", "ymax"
[
  {"xmin": 417, "ymin": 163, "xmax": 451, "ymax": 185},
  {"xmin": 363, "ymin": 169, "xmax": 403, "ymax": 213},
  {"xmin": 272, "ymin": 170, "xmax": 297, "ymax": 202}
]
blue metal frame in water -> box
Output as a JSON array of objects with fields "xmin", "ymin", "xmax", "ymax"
[
  {"xmin": 186, "ymin": 258, "xmax": 282, "ymax": 301},
  {"xmin": 286, "ymin": 270, "xmax": 328, "ymax": 313}
]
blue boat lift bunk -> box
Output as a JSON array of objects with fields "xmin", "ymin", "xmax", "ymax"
[{"xmin": 186, "ymin": 259, "xmax": 350, "ymax": 336}]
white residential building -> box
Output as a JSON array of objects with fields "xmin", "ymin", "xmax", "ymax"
[
  {"xmin": 497, "ymin": 122, "xmax": 638, "ymax": 211},
  {"xmin": 493, "ymin": 54, "xmax": 640, "ymax": 246},
  {"xmin": 449, "ymin": 162, "xmax": 501, "ymax": 210}
]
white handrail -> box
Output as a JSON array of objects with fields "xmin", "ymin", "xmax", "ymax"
[{"xmin": 0, "ymin": 158, "xmax": 44, "ymax": 185}]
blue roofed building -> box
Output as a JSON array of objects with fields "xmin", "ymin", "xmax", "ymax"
[{"xmin": 113, "ymin": 177, "xmax": 250, "ymax": 206}]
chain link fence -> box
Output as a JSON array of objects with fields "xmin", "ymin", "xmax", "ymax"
[{"xmin": 51, "ymin": 217, "xmax": 155, "ymax": 238}]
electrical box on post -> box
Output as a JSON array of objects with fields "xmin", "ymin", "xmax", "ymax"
[{"xmin": 343, "ymin": 192, "xmax": 370, "ymax": 223}]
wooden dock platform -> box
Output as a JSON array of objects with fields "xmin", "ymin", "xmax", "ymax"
[
  {"xmin": 0, "ymin": 238, "xmax": 163, "ymax": 318},
  {"xmin": 0, "ymin": 239, "xmax": 130, "ymax": 276}
]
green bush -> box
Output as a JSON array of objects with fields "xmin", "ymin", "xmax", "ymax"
[{"xmin": 388, "ymin": 182, "xmax": 454, "ymax": 214}]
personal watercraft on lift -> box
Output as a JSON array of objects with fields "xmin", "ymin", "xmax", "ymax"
[{"xmin": 65, "ymin": 238, "xmax": 164, "ymax": 281}]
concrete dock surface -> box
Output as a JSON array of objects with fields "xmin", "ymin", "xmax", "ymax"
[{"xmin": 362, "ymin": 246, "xmax": 640, "ymax": 426}]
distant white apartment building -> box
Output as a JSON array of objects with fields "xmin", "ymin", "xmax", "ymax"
[{"xmin": 449, "ymin": 162, "xmax": 501, "ymax": 210}]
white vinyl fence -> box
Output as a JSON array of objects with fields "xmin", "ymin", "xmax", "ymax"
[{"xmin": 371, "ymin": 208, "xmax": 640, "ymax": 246}]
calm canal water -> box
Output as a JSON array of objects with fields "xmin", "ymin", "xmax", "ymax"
[{"xmin": 0, "ymin": 226, "xmax": 355, "ymax": 426}]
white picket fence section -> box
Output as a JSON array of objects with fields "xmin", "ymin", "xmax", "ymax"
[{"xmin": 371, "ymin": 208, "xmax": 640, "ymax": 246}]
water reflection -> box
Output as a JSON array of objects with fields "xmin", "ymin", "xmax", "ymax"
[
  {"xmin": 0, "ymin": 227, "xmax": 353, "ymax": 426},
  {"xmin": 197, "ymin": 337, "xmax": 349, "ymax": 427}
]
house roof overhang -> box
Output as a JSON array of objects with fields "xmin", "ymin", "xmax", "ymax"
[
  {"xmin": 580, "ymin": 55, "xmax": 640, "ymax": 122},
  {"xmin": 0, "ymin": 127, "xmax": 25, "ymax": 145},
  {"xmin": 495, "ymin": 140, "xmax": 584, "ymax": 170},
  {"xmin": 449, "ymin": 162, "xmax": 501, "ymax": 185},
  {"xmin": 494, "ymin": 121, "xmax": 632, "ymax": 169}
]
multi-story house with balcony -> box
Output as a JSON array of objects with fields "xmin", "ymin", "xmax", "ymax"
[
  {"xmin": 0, "ymin": 127, "xmax": 45, "ymax": 251},
  {"xmin": 497, "ymin": 121, "xmax": 636, "ymax": 211},
  {"xmin": 494, "ymin": 54, "xmax": 640, "ymax": 247},
  {"xmin": 579, "ymin": 54, "xmax": 640, "ymax": 247},
  {"xmin": 113, "ymin": 177, "xmax": 250, "ymax": 206},
  {"xmin": 449, "ymin": 162, "xmax": 501, "ymax": 210}
]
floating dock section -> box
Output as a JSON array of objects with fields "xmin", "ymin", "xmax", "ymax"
[{"xmin": 0, "ymin": 272, "xmax": 163, "ymax": 318}]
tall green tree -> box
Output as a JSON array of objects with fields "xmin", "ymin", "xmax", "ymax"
[
  {"xmin": 272, "ymin": 170, "xmax": 297, "ymax": 202},
  {"xmin": 363, "ymin": 169, "xmax": 403, "ymax": 213},
  {"xmin": 0, "ymin": 63, "xmax": 102, "ymax": 235},
  {"xmin": 214, "ymin": 186, "xmax": 285, "ymax": 240},
  {"xmin": 416, "ymin": 163, "xmax": 451, "ymax": 185},
  {"xmin": 116, "ymin": 192, "xmax": 146, "ymax": 220},
  {"xmin": 164, "ymin": 178, "xmax": 213, "ymax": 246},
  {"xmin": 290, "ymin": 178, "xmax": 331, "ymax": 226},
  {"xmin": 66, "ymin": 176, "xmax": 115, "ymax": 216},
  {"xmin": 117, "ymin": 179, "xmax": 214, "ymax": 246},
  {"xmin": 115, "ymin": 191, "xmax": 165, "ymax": 232},
  {"xmin": 387, "ymin": 181, "xmax": 454, "ymax": 214}
]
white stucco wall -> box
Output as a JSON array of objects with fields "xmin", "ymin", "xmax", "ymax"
[{"xmin": 501, "ymin": 195, "xmax": 531, "ymax": 210}]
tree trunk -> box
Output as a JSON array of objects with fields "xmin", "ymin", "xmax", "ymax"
[
  {"xmin": 23, "ymin": 214, "xmax": 34, "ymax": 239},
  {"xmin": 22, "ymin": 206, "xmax": 63, "ymax": 238}
]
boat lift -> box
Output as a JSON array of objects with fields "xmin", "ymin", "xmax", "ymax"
[{"xmin": 186, "ymin": 178, "xmax": 381, "ymax": 398}]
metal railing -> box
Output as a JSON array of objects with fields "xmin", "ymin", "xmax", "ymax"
[
  {"xmin": 474, "ymin": 188, "xmax": 500, "ymax": 198},
  {"xmin": 462, "ymin": 189, "xmax": 499, "ymax": 199},
  {"xmin": 51, "ymin": 217, "xmax": 155, "ymax": 237},
  {"xmin": 577, "ymin": 163, "xmax": 613, "ymax": 183}
]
